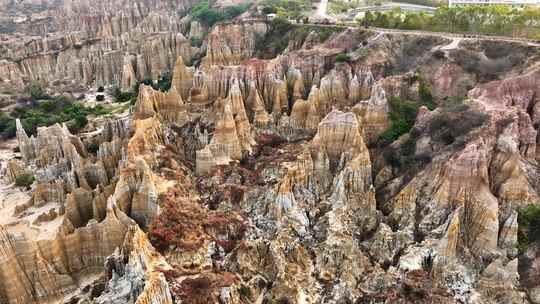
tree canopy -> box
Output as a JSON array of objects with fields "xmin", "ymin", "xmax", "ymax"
[{"xmin": 360, "ymin": 5, "xmax": 540, "ymax": 39}]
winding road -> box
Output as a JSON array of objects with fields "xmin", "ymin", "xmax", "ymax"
[{"xmin": 306, "ymin": 0, "xmax": 540, "ymax": 47}]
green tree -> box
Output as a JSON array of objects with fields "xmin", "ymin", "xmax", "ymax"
[
  {"xmin": 358, "ymin": 5, "xmax": 540, "ymax": 39},
  {"xmin": 335, "ymin": 53, "xmax": 351, "ymax": 63},
  {"xmin": 518, "ymin": 204, "xmax": 540, "ymax": 253},
  {"xmin": 15, "ymin": 174, "xmax": 35, "ymax": 188},
  {"xmin": 25, "ymin": 81, "xmax": 47, "ymax": 100}
]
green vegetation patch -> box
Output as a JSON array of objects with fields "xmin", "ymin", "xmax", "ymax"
[
  {"xmin": 15, "ymin": 174, "xmax": 35, "ymax": 188},
  {"xmin": 110, "ymin": 72, "xmax": 172, "ymax": 105},
  {"xmin": 1, "ymin": 95, "xmax": 111, "ymax": 138},
  {"xmin": 190, "ymin": 0, "xmax": 250, "ymax": 27},
  {"xmin": 255, "ymin": 18, "xmax": 344, "ymax": 58},
  {"xmin": 427, "ymin": 102, "xmax": 488, "ymax": 147},
  {"xmin": 360, "ymin": 6, "xmax": 540, "ymax": 40},
  {"xmin": 335, "ymin": 53, "xmax": 352, "ymax": 63},
  {"xmin": 26, "ymin": 81, "xmax": 49, "ymax": 100},
  {"xmin": 378, "ymin": 74, "xmax": 435, "ymax": 145},
  {"xmin": 261, "ymin": 0, "xmax": 312, "ymax": 20},
  {"xmin": 518, "ymin": 204, "xmax": 540, "ymax": 253}
]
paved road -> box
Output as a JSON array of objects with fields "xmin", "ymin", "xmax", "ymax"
[
  {"xmin": 364, "ymin": 26, "xmax": 540, "ymax": 47},
  {"xmin": 238, "ymin": 18, "xmax": 540, "ymax": 47}
]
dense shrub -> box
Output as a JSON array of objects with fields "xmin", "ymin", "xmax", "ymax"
[
  {"xmin": 190, "ymin": 1, "xmax": 250, "ymax": 27},
  {"xmin": 359, "ymin": 6, "xmax": 540, "ymax": 40},
  {"xmin": 3, "ymin": 96, "xmax": 110, "ymax": 137},
  {"xmin": 261, "ymin": 0, "xmax": 311, "ymax": 19},
  {"xmin": 335, "ymin": 53, "xmax": 351, "ymax": 63},
  {"xmin": 0, "ymin": 112, "xmax": 16, "ymax": 139},
  {"xmin": 432, "ymin": 49, "xmax": 445, "ymax": 59},
  {"xmin": 418, "ymin": 76, "xmax": 435, "ymax": 108},
  {"xmin": 155, "ymin": 72, "xmax": 172, "ymax": 92},
  {"xmin": 190, "ymin": 36, "xmax": 203, "ymax": 47},
  {"xmin": 255, "ymin": 18, "xmax": 343, "ymax": 58},
  {"xmin": 382, "ymin": 135, "xmax": 430, "ymax": 172},
  {"xmin": 379, "ymin": 97, "xmax": 424, "ymax": 144},
  {"xmin": 111, "ymin": 86, "xmax": 137, "ymax": 104},
  {"xmin": 428, "ymin": 103, "xmax": 488, "ymax": 146},
  {"xmin": 25, "ymin": 81, "xmax": 48, "ymax": 100},
  {"xmin": 87, "ymin": 142, "xmax": 100, "ymax": 154},
  {"xmin": 262, "ymin": 5, "xmax": 277, "ymax": 14},
  {"xmin": 378, "ymin": 74, "xmax": 436, "ymax": 145},
  {"xmin": 70, "ymin": 114, "xmax": 88, "ymax": 133},
  {"xmin": 15, "ymin": 174, "xmax": 35, "ymax": 188},
  {"xmin": 518, "ymin": 204, "xmax": 540, "ymax": 253},
  {"xmin": 453, "ymin": 48, "xmax": 525, "ymax": 81}
]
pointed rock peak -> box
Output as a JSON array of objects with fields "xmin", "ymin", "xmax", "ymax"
[
  {"xmin": 166, "ymin": 86, "xmax": 184, "ymax": 105},
  {"xmin": 227, "ymin": 78, "xmax": 248, "ymax": 117},
  {"xmin": 16, "ymin": 119, "xmax": 28, "ymax": 139},
  {"xmin": 369, "ymin": 83, "xmax": 387, "ymax": 105},
  {"xmin": 252, "ymin": 88, "xmax": 270, "ymax": 128},
  {"xmin": 253, "ymin": 88, "xmax": 265, "ymax": 107},
  {"xmin": 312, "ymin": 110, "xmax": 367, "ymax": 169},
  {"xmin": 133, "ymin": 84, "xmax": 159, "ymax": 120},
  {"xmin": 246, "ymin": 81, "xmax": 258, "ymax": 102},
  {"xmin": 173, "ymin": 55, "xmax": 187, "ymax": 71},
  {"xmin": 228, "ymin": 78, "xmax": 242, "ymax": 99},
  {"xmin": 308, "ymin": 85, "xmax": 320, "ymax": 103},
  {"xmin": 172, "ymin": 55, "xmax": 194, "ymax": 100},
  {"xmin": 218, "ymin": 102, "xmax": 236, "ymax": 133}
]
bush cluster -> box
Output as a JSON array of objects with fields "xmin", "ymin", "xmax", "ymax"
[
  {"xmin": 360, "ymin": 6, "xmax": 540, "ymax": 40},
  {"xmin": 0, "ymin": 112, "xmax": 16, "ymax": 139},
  {"xmin": 110, "ymin": 72, "xmax": 172, "ymax": 105},
  {"xmin": 518, "ymin": 204, "xmax": 540, "ymax": 253},
  {"xmin": 261, "ymin": 0, "xmax": 311, "ymax": 20},
  {"xmin": 15, "ymin": 174, "xmax": 35, "ymax": 188},
  {"xmin": 255, "ymin": 18, "xmax": 343, "ymax": 58},
  {"xmin": 25, "ymin": 81, "xmax": 49, "ymax": 100},
  {"xmin": 428, "ymin": 103, "xmax": 488, "ymax": 146},
  {"xmin": 190, "ymin": 37, "xmax": 203, "ymax": 48},
  {"xmin": 335, "ymin": 53, "xmax": 351, "ymax": 63},
  {"xmin": 87, "ymin": 142, "xmax": 100, "ymax": 154},
  {"xmin": 378, "ymin": 74, "xmax": 435, "ymax": 145},
  {"xmin": 0, "ymin": 96, "xmax": 110, "ymax": 138},
  {"xmin": 190, "ymin": 1, "xmax": 250, "ymax": 27},
  {"xmin": 110, "ymin": 86, "xmax": 137, "ymax": 104}
]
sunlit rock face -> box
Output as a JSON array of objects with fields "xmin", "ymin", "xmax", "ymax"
[
  {"xmin": 0, "ymin": 0, "xmax": 201, "ymax": 90},
  {"xmin": 202, "ymin": 21, "xmax": 268, "ymax": 68},
  {"xmin": 2, "ymin": 7, "xmax": 540, "ymax": 304},
  {"xmin": 0, "ymin": 203, "xmax": 134, "ymax": 304}
]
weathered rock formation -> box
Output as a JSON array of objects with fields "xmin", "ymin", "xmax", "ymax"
[
  {"xmin": 0, "ymin": 202, "xmax": 133, "ymax": 304},
  {"xmin": 2, "ymin": 12, "xmax": 540, "ymax": 304},
  {"xmin": 0, "ymin": 0, "xmax": 202, "ymax": 91}
]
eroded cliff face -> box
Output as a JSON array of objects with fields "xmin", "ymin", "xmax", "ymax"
[
  {"xmin": 1, "ymin": 12, "xmax": 540, "ymax": 304},
  {"xmin": 0, "ymin": 0, "xmax": 203, "ymax": 91}
]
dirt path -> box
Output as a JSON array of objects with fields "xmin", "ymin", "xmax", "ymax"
[{"xmin": 0, "ymin": 139, "xmax": 62, "ymax": 240}]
